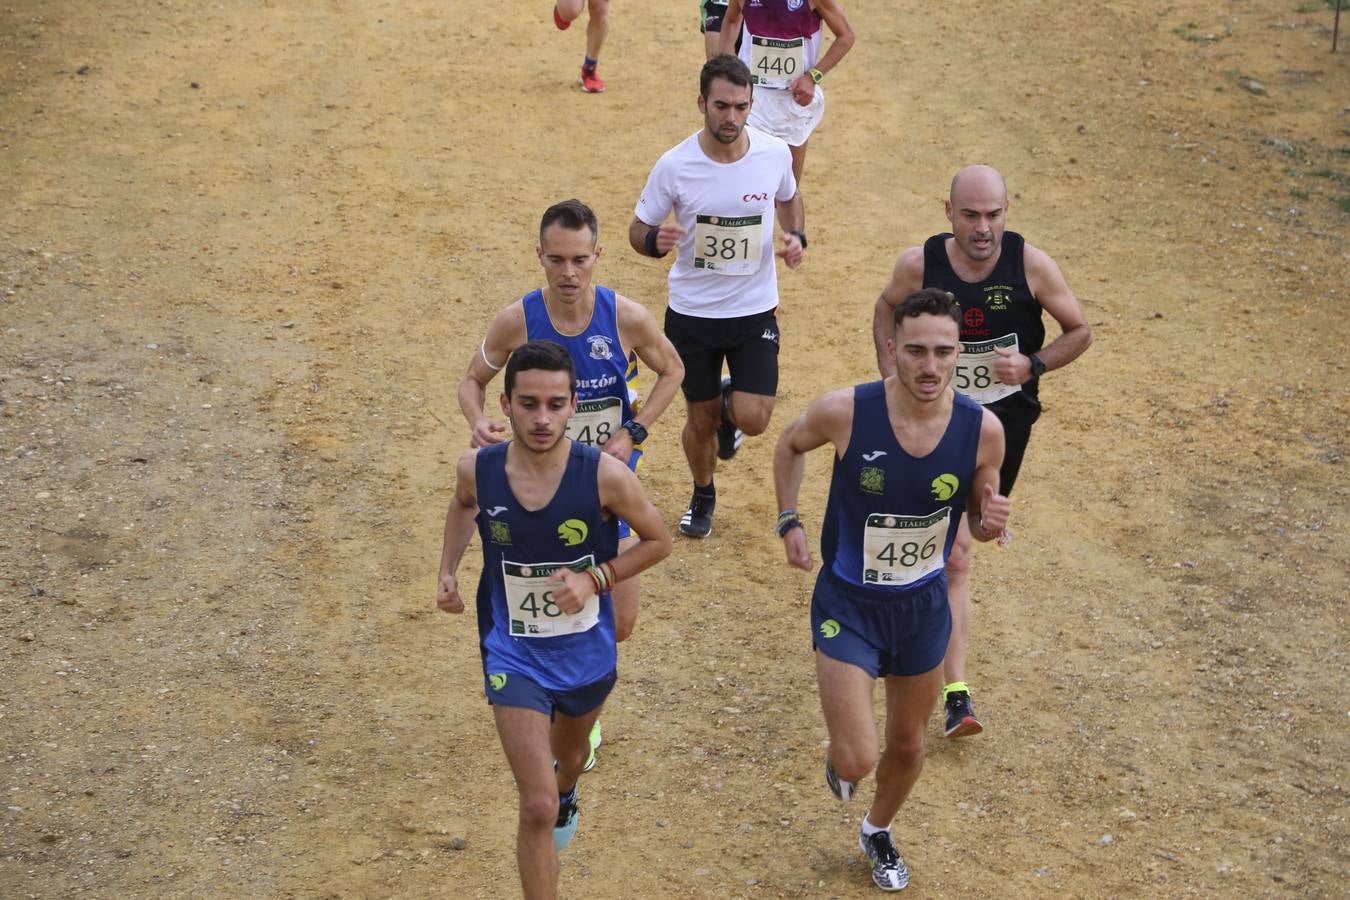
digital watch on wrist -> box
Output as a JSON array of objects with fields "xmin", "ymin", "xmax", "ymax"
[{"xmin": 621, "ymin": 420, "xmax": 648, "ymax": 444}]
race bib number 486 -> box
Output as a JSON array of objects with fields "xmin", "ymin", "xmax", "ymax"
[
  {"xmin": 503, "ymin": 557, "xmax": 599, "ymax": 638},
  {"xmin": 862, "ymin": 509, "xmax": 951, "ymax": 587},
  {"xmin": 693, "ymin": 214, "xmax": 763, "ymax": 275},
  {"xmin": 955, "ymin": 333, "xmax": 1021, "ymax": 406}
]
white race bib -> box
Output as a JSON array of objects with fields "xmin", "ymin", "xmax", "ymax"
[
  {"xmin": 693, "ymin": 214, "xmax": 763, "ymax": 275},
  {"xmin": 862, "ymin": 509, "xmax": 950, "ymax": 587},
  {"xmin": 502, "ymin": 557, "xmax": 599, "ymax": 638},
  {"xmin": 955, "ymin": 333, "xmax": 1021, "ymax": 405},
  {"xmin": 566, "ymin": 397, "xmax": 622, "ymax": 447},
  {"xmin": 749, "ymin": 35, "xmax": 805, "ymax": 89}
]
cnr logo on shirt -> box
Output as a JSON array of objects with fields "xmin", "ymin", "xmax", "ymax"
[
  {"xmin": 742, "ymin": 192, "xmax": 770, "ymax": 202},
  {"xmin": 931, "ymin": 473, "xmax": 959, "ymax": 501},
  {"xmin": 557, "ymin": 518, "xmax": 589, "ymax": 546}
]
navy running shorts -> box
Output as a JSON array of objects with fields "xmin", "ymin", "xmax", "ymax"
[
  {"xmin": 484, "ymin": 668, "xmax": 617, "ymax": 717},
  {"xmin": 810, "ymin": 571, "xmax": 951, "ymax": 678}
]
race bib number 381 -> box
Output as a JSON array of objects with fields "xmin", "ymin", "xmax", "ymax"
[
  {"xmin": 862, "ymin": 509, "xmax": 951, "ymax": 587},
  {"xmin": 956, "ymin": 333, "xmax": 1021, "ymax": 406},
  {"xmin": 503, "ymin": 557, "xmax": 599, "ymax": 638},
  {"xmin": 693, "ymin": 214, "xmax": 763, "ymax": 275}
]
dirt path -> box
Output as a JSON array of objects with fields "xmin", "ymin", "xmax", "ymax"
[{"xmin": 2, "ymin": 1, "xmax": 1346, "ymax": 897}]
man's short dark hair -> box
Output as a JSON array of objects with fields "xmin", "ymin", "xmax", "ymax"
[
  {"xmin": 539, "ymin": 199, "xmax": 598, "ymax": 246},
  {"xmin": 504, "ymin": 340, "xmax": 577, "ymax": 398},
  {"xmin": 892, "ymin": 288, "xmax": 962, "ymax": 331},
  {"xmin": 700, "ymin": 53, "xmax": 752, "ymax": 98}
]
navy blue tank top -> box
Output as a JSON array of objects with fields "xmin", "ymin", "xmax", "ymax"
[
  {"xmin": 523, "ymin": 286, "xmax": 641, "ymax": 467},
  {"xmin": 923, "ymin": 231, "xmax": 1043, "ymax": 409},
  {"xmin": 474, "ymin": 440, "xmax": 620, "ymax": 689},
  {"xmin": 821, "ymin": 382, "xmax": 982, "ymax": 596}
]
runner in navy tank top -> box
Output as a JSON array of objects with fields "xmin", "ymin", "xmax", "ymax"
[
  {"xmin": 870, "ymin": 165, "xmax": 1092, "ymax": 740},
  {"xmin": 775, "ymin": 289, "xmax": 1011, "ymax": 892},
  {"xmin": 436, "ymin": 341, "xmax": 671, "ymax": 898}
]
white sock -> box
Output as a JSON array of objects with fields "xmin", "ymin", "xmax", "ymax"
[{"xmin": 861, "ymin": 816, "xmax": 890, "ymax": 837}]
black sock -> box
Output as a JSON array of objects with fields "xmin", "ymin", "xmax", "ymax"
[{"xmin": 694, "ymin": 481, "xmax": 715, "ymax": 498}]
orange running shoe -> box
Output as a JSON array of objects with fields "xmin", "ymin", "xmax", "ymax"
[{"xmin": 580, "ymin": 65, "xmax": 605, "ymax": 93}]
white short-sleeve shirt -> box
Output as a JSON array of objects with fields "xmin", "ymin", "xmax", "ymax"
[{"xmin": 634, "ymin": 127, "xmax": 797, "ymax": 319}]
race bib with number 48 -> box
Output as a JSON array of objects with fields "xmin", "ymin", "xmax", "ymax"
[
  {"xmin": 503, "ymin": 556, "xmax": 599, "ymax": 638},
  {"xmin": 566, "ymin": 397, "xmax": 622, "ymax": 447}
]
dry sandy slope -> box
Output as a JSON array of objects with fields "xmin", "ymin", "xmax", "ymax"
[{"xmin": 1, "ymin": 0, "xmax": 1346, "ymax": 897}]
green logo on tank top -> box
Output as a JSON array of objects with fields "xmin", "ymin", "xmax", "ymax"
[
  {"xmin": 860, "ymin": 466, "xmax": 885, "ymax": 495},
  {"xmin": 489, "ymin": 521, "xmax": 512, "ymax": 545},
  {"xmin": 557, "ymin": 518, "xmax": 589, "ymax": 546},
  {"xmin": 931, "ymin": 473, "xmax": 959, "ymax": 501}
]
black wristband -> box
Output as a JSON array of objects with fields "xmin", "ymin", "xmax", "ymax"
[
  {"xmin": 644, "ymin": 226, "xmax": 668, "ymax": 259},
  {"xmin": 621, "ymin": 419, "xmax": 648, "ymax": 445},
  {"xmin": 789, "ymin": 229, "xmax": 807, "ymax": 250}
]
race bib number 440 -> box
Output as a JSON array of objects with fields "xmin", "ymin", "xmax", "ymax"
[
  {"xmin": 566, "ymin": 397, "xmax": 622, "ymax": 447},
  {"xmin": 750, "ymin": 35, "xmax": 804, "ymax": 89},
  {"xmin": 693, "ymin": 214, "xmax": 763, "ymax": 275},
  {"xmin": 956, "ymin": 333, "xmax": 1021, "ymax": 406},
  {"xmin": 862, "ymin": 509, "xmax": 951, "ymax": 587},
  {"xmin": 503, "ymin": 557, "xmax": 599, "ymax": 638}
]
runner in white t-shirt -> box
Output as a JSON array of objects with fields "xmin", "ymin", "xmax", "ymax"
[{"xmin": 628, "ymin": 54, "xmax": 805, "ymax": 539}]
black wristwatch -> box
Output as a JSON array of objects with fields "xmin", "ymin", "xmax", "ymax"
[
  {"xmin": 621, "ymin": 420, "xmax": 648, "ymax": 444},
  {"xmin": 1027, "ymin": 353, "xmax": 1047, "ymax": 378}
]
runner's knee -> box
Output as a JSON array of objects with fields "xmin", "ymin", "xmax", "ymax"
[
  {"xmin": 518, "ymin": 788, "xmax": 560, "ymax": 832},
  {"xmin": 831, "ymin": 742, "xmax": 878, "ymax": 782}
]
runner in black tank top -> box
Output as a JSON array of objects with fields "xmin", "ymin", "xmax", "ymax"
[{"xmin": 869, "ymin": 165, "xmax": 1093, "ymax": 742}]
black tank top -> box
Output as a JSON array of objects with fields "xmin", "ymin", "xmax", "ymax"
[{"xmin": 922, "ymin": 231, "xmax": 1043, "ymax": 408}]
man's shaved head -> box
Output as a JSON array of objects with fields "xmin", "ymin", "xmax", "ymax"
[{"xmin": 950, "ymin": 165, "xmax": 1008, "ymax": 204}]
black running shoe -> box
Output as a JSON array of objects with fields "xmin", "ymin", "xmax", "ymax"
[
  {"xmin": 716, "ymin": 376, "xmax": 743, "ymax": 460},
  {"xmin": 859, "ymin": 827, "xmax": 910, "ymax": 891},
  {"xmin": 554, "ymin": 786, "xmax": 579, "ymax": 850},
  {"xmin": 679, "ymin": 490, "xmax": 716, "ymax": 538},
  {"xmin": 943, "ymin": 690, "xmax": 983, "ymax": 739}
]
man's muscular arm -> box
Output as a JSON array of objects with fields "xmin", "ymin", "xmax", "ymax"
[{"xmin": 872, "ymin": 247, "xmax": 924, "ymax": 377}]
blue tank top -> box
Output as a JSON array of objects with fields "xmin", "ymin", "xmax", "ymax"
[
  {"xmin": 821, "ymin": 382, "xmax": 983, "ymax": 596},
  {"xmin": 474, "ymin": 441, "xmax": 620, "ymax": 690},
  {"xmin": 523, "ymin": 286, "xmax": 642, "ymax": 468}
]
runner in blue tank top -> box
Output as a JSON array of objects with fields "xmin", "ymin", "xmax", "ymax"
[
  {"xmin": 437, "ymin": 341, "xmax": 671, "ymax": 899},
  {"xmin": 870, "ymin": 166, "xmax": 1093, "ymax": 740},
  {"xmin": 458, "ymin": 200, "xmax": 684, "ymax": 771},
  {"xmin": 773, "ymin": 289, "xmax": 1011, "ymax": 893}
]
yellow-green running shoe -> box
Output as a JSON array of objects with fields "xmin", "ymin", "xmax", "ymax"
[{"xmin": 583, "ymin": 720, "xmax": 602, "ymax": 773}]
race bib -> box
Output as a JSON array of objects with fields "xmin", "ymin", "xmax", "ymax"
[
  {"xmin": 749, "ymin": 35, "xmax": 804, "ymax": 89},
  {"xmin": 693, "ymin": 214, "xmax": 763, "ymax": 275},
  {"xmin": 502, "ymin": 557, "xmax": 600, "ymax": 638},
  {"xmin": 862, "ymin": 509, "xmax": 950, "ymax": 587},
  {"xmin": 955, "ymin": 333, "xmax": 1021, "ymax": 405},
  {"xmin": 566, "ymin": 397, "xmax": 622, "ymax": 447}
]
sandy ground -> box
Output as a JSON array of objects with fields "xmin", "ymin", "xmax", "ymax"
[{"xmin": 2, "ymin": 0, "xmax": 1347, "ymax": 897}]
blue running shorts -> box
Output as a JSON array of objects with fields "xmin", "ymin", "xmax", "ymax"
[
  {"xmin": 810, "ymin": 571, "xmax": 951, "ymax": 678},
  {"xmin": 484, "ymin": 668, "xmax": 617, "ymax": 717}
]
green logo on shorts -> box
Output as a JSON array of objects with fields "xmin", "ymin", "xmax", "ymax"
[
  {"xmin": 557, "ymin": 518, "xmax": 588, "ymax": 546},
  {"xmin": 860, "ymin": 466, "xmax": 884, "ymax": 495},
  {"xmin": 931, "ymin": 473, "xmax": 959, "ymax": 501},
  {"xmin": 488, "ymin": 673, "xmax": 508, "ymax": 691},
  {"xmin": 819, "ymin": 619, "xmax": 841, "ymax": 639}
]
